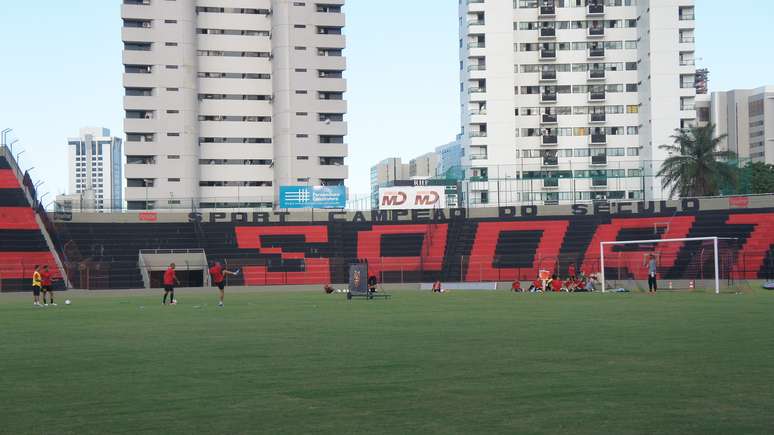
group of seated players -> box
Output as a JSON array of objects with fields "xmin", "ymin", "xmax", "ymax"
[{"xmin": 511, "ymin": 265, "xmax": 599, "ymax": 293}]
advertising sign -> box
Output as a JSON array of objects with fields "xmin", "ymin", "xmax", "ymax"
[
  {"xmin": 279, "ymin": 186, "xmax": 347, "ymax": 209},
  {"xmin": 378, "ymin": 186, "xmax": 446, "ymax": 210}
]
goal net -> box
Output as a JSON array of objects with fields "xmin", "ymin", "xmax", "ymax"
[{"xmin": 599, "ymin": 237, "xmax": 741, "ymax": 294}]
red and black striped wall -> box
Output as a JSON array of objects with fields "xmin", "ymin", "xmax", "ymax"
[
  {"xmin": 57, "ymin": 206, "xmax": 774, "ymax": 289},
  {"xmin": 0, "ymin": 156, "xmax": 62, "ymax": 292}
]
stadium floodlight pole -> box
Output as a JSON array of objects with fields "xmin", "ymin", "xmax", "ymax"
[
  {"xmin": 1, "ymin": 128, "xmax": 11, "ymax": 147},
  {"xmin": 9, "ymin": 139, "xmax": 19, "ymax": 153}
]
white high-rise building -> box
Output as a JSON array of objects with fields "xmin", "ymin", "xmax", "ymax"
[
  {"xmin": 459, "ymin": 0, "xmax": 697, "ymax": 206},
  {"xmin": 67, "ymin": 128, "xmax": 123, "ymax": 210},
  {"xmin": 122, "ymin": 0, "xmax": 347, "ymax": 210}
]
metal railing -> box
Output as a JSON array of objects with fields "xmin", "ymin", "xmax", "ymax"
[{"xmin": 8, "ymin": 250, "xmax": 766, "ymax": 290}]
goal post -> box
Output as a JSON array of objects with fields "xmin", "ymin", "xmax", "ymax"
[{"xmin": 600, "ymin": 237, "xmax": 728, "ymax": 294}]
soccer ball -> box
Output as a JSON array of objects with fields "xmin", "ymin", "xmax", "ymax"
[{"xmin": 65, "ymin": 300, "xmax": 71, "ymax": 305}]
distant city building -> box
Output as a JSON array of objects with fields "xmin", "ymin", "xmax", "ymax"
[
  {"xmin": 67, "ymin": 128, "xmax": 122, "ymax": 210},
  {"xmin": 708, "ymin": 87, "xmax": 774, "ymax": 163},
  {"xmin": 695, "ymin": 94, "xmax": 711, "ymax": 127},
  {"xmin": 695, "ymin": 68, "xmax": 709, "ymax": 95},
  {"xmin": 435, "ymin": 135, "xmax": 464, "ymax": 177},
  {"xmin": 409, "ymin": 152, "xmax": 440, "ymax": 179}
]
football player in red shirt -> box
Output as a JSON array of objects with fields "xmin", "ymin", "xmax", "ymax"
[
  {"xmin": 40, "ymin": 265, "xmax": 56, "ymax": 306},
  {"xmin": 209, "ymin": 261, "xmax": 238, "ymax": 307},
  {"xmin": 163, "ymin": 263, "xmax": 180, "ymax": 305}
]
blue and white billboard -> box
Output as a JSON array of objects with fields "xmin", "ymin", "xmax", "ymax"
[{"xmin": 279, "ymin": 186, "xmax": 347, "ymax": 209}]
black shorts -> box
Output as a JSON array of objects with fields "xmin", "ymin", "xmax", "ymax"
[
  {"xmin": 164, "ymin": 285, "xmax": 174, "ymax": 292},
  {"xmin": 216, "ymin": 282, "xmax": 225, "ymax": 290},
  {"xmin": 42, "ymin": 286, "xmax": 52, "ymax": 292},
  {"xmin": 33, "ymin": 286, "xmax": 41, "ymax": 296}
]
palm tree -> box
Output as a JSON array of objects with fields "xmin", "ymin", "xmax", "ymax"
[{"xmin": 657, "ymin": 124, "xmax": 738, "ymax": 198}]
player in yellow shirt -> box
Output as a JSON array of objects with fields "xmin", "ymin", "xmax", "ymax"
[{"xmin": 32, "ymin": 265, "xmax": 42, "ymax": 307}]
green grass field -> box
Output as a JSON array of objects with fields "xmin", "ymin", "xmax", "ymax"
[{"xmin": 1, "ymin": 289, "xmax": 773, "ymax": 434}]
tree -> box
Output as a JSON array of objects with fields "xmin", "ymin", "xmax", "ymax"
[
  {"xmin": 657, "ymin": 124, "xmax": 738, "ymax": 198},
  {"xmin": 747, "ymin": 162, "xmax": 774, "ymax": 194}
]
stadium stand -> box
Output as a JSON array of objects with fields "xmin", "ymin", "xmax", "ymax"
[
  {"xmin": 0, "ymin": 151, "xmax": 66, "ymax": 292},
  {"xmin": 52, "ymin": 196, "xmax": 774, "ymax": 290}
]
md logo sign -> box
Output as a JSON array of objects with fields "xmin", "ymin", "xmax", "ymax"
[{"xmin": 378, "ymin": 186, "xmax": 446, "ymax": 210}]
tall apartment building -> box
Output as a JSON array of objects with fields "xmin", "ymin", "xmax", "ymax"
[
  {"xmin": 459, "ymin": 0, "xmax": 697, "ymax": 206},
  {"xmin": 66, "ymin": 128, "xmax": 123, "ymax": 210},
  {"xmin": 707, "ymin": 87, "xmax": 774, "ymax": 164},
  {"xmin": 122, "ymin": 0, "xmax": 347, "ymax": 210}
]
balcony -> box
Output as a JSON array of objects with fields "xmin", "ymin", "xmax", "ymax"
[
  {"xmin": 588, "ymin": 26, "xmax": 605, "ymax": 37},
  {"xmin": 539, "ymin": 27, "xmax": 556, "ymax": 38},
  {"xmin": 468, "ymin": 64, "xmax": 486, "ymax": 72},
  {"xmin": 470, "ymin": 153, "xmax": 488, "ymax": 161},
  {"xmin": 588, "ymin": 69, "xmax": 606, "ymax": 80},
  {"xmin": 539, "ymin": 6, "xmax": 556, "ymax": 17},
  {"xmin": 542, "ymin": 156, "xmax": 559, "ymax": 167},
  {"xmin": 589, "ymin": 91, "xmax": 606, "ymax": 102},
  {"xmin": 542, "ymin": 135, "xmax": 558, "ymax": 146},
  {"xmin": 541, "ymin": 92, "xmax": 557, "ymax": 103},
  {"xmin": 540, "ymin": 49, "xmax": 556, "ymax": 60},
  {"xmin": 468, "ymin": 18, "xmax": 485, "ymax": 26},
  {"xmin": 543, "ymin": 178, "xmax": 559, "ymax": 189},
  {"xmin": 540, "ymin": 70, "xmax": 557, "ymax": 81},
  {"xmin": 591, "ymin": 177, "xmax": 608, "ymax": 187},
  {"xmin": 541, "ymin": 114, "xmax": 558, "ymax": 124},
  {"xmin": 589, "ymin": 113, "xmax": 607, "ymax": 124},
  {"xmin": 468, "ymin": 87, "xmax": 486, "ymax": 94},
  {"xmin": 469, "ymin": 131, "xmax": 488, "ymax": 138},
  {"xmin": 587, "ymin": 3, "xmax": 605, "ymax": 15},
  {"xmin": 591, "ymin": 155, "xmax": 608, "ymax": 166},
  {"xmin": 468, "ymin": 42, "xmax": 486, "ymax": 49},
  {"xmin": 590, "ymin": 133, "xmax": 607, "ymax": 145},
  {"xmin": 588, "ymin": 47, "xmax": 605, "ymax": 59}
]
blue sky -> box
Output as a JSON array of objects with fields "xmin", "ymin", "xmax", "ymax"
[{"xmin": 0, "ymin": 1, "xmax": 772, "ymax": 199}]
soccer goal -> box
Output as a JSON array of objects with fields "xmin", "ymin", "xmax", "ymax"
[{"xmin": 599, "ymin": 237, "xmax": 740, "ymax": 294}]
